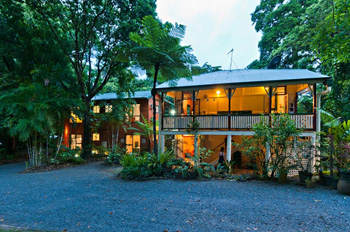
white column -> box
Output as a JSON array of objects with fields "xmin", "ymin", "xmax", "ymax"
[
  {"xmin": 158, "ymin": 98, "xmax": 163, "ymax": 154},
  {"xmin": 316, "ymin": 94, "xmax": 322, "ymax": 148},
  {"xmin": 226, "ymin": 135, "xmax": 232, "ymax": 161},
  {"xmin": 311, "ymin": 135, "xmax": 316, "ymax": 173},
  {"xmin": 266, "ymin": 142, "xmax": 271, "ymax": 162},
  {"xmin": 159, "ymin": 133, "xmax": 165, "ymax": 154}
]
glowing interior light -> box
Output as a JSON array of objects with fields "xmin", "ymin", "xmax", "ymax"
[
  {"xmin": 216, "ymin": 90, "xmax": 220, "ymax": 95},
  {"xmin": 170, "ymin": 109, "xmax": 176, "ymax": 115}
]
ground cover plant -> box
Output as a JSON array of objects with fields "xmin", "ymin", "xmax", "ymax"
[
  {"xmin": 119, "ymin": 147, "xmax": 230, "ymax": 180},
  {"xmin": 239, "ymin": 114, "xmax": 302, "ymax": 180}
]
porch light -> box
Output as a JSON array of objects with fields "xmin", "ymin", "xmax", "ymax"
[
  {"xmin": 216, "ymin": 90, "xmax": 220, "ymax": 95},
  {"xmin": 170, "ymin": 109, "xmax": 176, "ymax": 115}
]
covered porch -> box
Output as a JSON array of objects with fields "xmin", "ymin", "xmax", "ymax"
[{"xmin": 161, "ymin": 83, "xmax": 317, "ymax": 131}]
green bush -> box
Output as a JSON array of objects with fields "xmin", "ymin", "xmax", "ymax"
[
  {"xmin": 93, "ymin": 145, "xmax": 108, "ymax": 156},
  {"xmin": 120, "ymin": 153, "xmax": 152, "ymax": 179},
  {"xmin": 120, "ymin": 151, "xmax": 177, "ymax": 180},
  {"xmin": 52, "ymin": 148, "xmax": 86, "ymax": 165},
  {"xmin": 104, "ymin": 145, "xmax": 125, "ymax": 165},
  {"xmin": 119, "ymin": 148, "xmax": 230, "ymax": 180}
]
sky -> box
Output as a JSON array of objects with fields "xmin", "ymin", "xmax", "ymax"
[{"xmin": 156, "ymin": 0, "xmax": 262, "ymax": 70}]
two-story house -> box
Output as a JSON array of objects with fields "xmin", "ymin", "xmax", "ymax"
[
  {"xmin": 63, "ymin": 91, "xmax": 160, "ymax": 154},
  {"xmin": 156, "ymin": 69, "xmax": 330, "ymax": 167}
]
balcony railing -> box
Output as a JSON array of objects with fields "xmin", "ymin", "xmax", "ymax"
[{"xmin": 162, "ymin": 114, "xmax": 314, "ymax": 130}]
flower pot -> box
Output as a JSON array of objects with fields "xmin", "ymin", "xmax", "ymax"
[
  {"xmin": 324, "ymin": 175, "xmax": 339, "ymax": 189},
  {"xmin": 278, "ymin": 170, "xmax": 288, "ymax": 184},
  {"xmin": 319, "ymin": 171, "xmax": 326, "ymax": 185},
  {"xmin": 298, "ymin": 171, "xmax": 313, "ymax": 184},
  {"xmin": 305, "ymin": 180, "xmax": 315, "ymax": 189},
  {"xmin": 337, "ymin": 172, "xmax": 350, "ymax": 195}
]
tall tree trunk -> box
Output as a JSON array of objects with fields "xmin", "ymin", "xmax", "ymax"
[
  {"xmin": 82, "ymin": 100, "xmax": 92, "ymax": 159},
  {"xmin": 152, "ymin": 65, "xmax": 159, "ymax": 156},
  {"xmin": 46, "ymin": 134, "xmax": 49, "ymax": 159},
  {"xmin": 116, "ymin": 126, "xmax": 119, "ymax": 147},
  {"xmin": 55, "ymin": 133, "xmax": 63, "ymax": 159}
]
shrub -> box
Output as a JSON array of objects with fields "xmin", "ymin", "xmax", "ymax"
[
  {"xmin": 52, "ymin": 148, "xmax": 86, "ymax": 165},
  {"xmin": 240, "ymin": 114, "xmax": 301, "ymax": 179},
  {"xmin": 104, "ymin": 145, "xmax": 125, "ymax": 165},
  {"xmin": 120, "ymin": 153, "xmax": 152, "ymax": 180},
  {"xmin": 120, "ymin": 150, "xmax": 178, "ymax": 180},
  {"xmin": 93, "ymin": 145, "xmax": 108, "ymax": 156}
]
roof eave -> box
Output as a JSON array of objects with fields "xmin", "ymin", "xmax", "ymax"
[{"xmin": 156, "ymin": 77, "xmax": 330, "ymax": 93}]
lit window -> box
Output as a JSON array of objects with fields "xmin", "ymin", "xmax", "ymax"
[
  {"xmin": 70, "ymin": 112, "xmax": 82, "ymax": 123},
  {"xmin": 93, "ymin": 133, "xmax": 100, "ymax": 141},
  {"xmin": 129, "ymin": 104, "xmax": 140, "ymax": 122},
  {"xmin": 126, "ymin": 135, "xmax": 141, "ymax": 153},
  {"xmin": 93, "ymin": 105, "xmax": 100, "ymax": 114},
  {"xmin": 71, "ymin": 134, "xmax": 82, "ymax": 149},
  {"xmin": 105, "ymin": 105, "xmax": 112, "ymax": 113}
]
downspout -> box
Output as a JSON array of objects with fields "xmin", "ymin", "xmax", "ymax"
[
  {"xmin": 316, "ymin": 86, "xmax": 332, "ymax": 134},
  {"xmin": 316, "ymin": 86, "xmax": 331, "ymax": 174}
]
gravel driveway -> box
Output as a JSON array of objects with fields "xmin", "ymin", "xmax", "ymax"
[{"xmin": 0, "ymin": 162, "xmax": 349, "ymax": 232}]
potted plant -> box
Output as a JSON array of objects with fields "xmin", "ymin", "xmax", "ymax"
[
  {"xmin": 335, "ymin": 127, "xmax": 350, "ymax": 195},
  {"xmin": 305, "ymin": 178, "xmax": 316, "ymax": 189},
  {"xmin": 338, "ymin": 169, "xmax": 350, "ymax": 195},
  {"xmin": 316, "ymin": 154, "xmax": 329, "ymax": 185},
  {"xmin": 296, "ymin": 142, "xmax": 315, "ymax": 184}
]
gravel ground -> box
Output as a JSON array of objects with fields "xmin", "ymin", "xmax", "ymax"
[{"xmin": 0, "ymin": 162, "xmax": 349, "ymax": 232}]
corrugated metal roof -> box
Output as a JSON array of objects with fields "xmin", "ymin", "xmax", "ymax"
[
  {"xmin": 156, "ymin": 69, "xmax": 330, "ymax": 91},
  {"xmin": 92, "ymin": 91, "xmax": 152, "ymax": 101}
]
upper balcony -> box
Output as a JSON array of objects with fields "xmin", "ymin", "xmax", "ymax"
[
  {"xmin": 156, "ymin": 69, "xmax": 331, "ymax": 132},
  {"xmin": 163, "ymin": 114, "xmax": 314, "ymax": 130}
]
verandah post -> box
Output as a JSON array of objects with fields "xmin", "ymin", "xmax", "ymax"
[
  {"xmin": 269, "ymin": 86, "xmax": 272, "ymax": 127},
  {"xmin": 313, "ymin": 83, "xmax": 317, "ymax": 131},
  {"xmin": 226, "ymin": 134, "xmax": 232, "ymax": 161},
  {"xmin": 228, "ymin": 88, "xmax": 231, "ymax": 130}
]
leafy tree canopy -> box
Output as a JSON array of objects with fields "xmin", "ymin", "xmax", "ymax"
[
  {"xmin": 249, "ymin": 0, "xmax": 350, "ymax": 118},
  {"xmin": 23, "ymin": 0, "xmax": 157, "ymax": 158},
  {"xmin": 130, "ymin": 15, "xmax": 197, "ymax": 155}
]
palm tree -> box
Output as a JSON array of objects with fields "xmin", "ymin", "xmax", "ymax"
[
  {"xmin": 129, "ymin": 114, "xmax": 157, "ymax": 152},
  {"xmin": 130, "ymin": 16, "xmax": 197, "ymax": 156}
]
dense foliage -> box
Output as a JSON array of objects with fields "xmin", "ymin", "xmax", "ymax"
[
  {"xmin": 25, "ymin": 0, "xmax": 157, "ymax": 159},
  {"xmin": 119, "ymin": 148, "xmax": 227, "ymax": 180},
  {"xmin": 249, "ymin": 0, "xmax": 350, "ymax": 118},
  {"xmin": 239, "ymin": 114, "xmax": 302, "ymax": 179},
  {"xmin": 130, "ymin": 15, "xmax": 197, "ymax": 156},
  {"xmin": 0, "ymin": 0, "xmax": 157, "ymax": 164}
]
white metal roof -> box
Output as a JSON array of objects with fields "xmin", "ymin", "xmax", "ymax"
[
  {"xmin": 92, "ymin": 91, "xmax": 152, "ymax": 101},
  {"xmin": 156, "ymin": 69, "xmax": 330, "ymax": 92}
]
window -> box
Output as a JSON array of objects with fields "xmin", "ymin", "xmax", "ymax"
[
  {"xmin": 129, "ymin": 104, "xmax": 140, "ymax": 122},
  {"xmin": 71, "ymin": 134, "xmax": 82, "ymax": 149},
  {"xmin": 105, "ymin": 104, "xmax": 112, "ymax": 113},
  {"xmin": 126, "ymin": 135, "xmax": 141, "ymax": 153},
  {"xmin": 69, "ymin": 112, "xmax": 82, "ymax": 123},
  {"xmin": 93, "ymin": 133, "xmax": 100, "ymax": 141},
  {"xmin": 93, "ymin": 105, "xmax": 100, "ymax": 114}
]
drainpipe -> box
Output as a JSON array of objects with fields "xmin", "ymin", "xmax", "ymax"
[
  {"xmin": 316, "ymin": 86, "xmax": 331, "ymax": 134},
  {"xmin": 316, "ymin": 86, "xmax": 331, "ymax": 174}
]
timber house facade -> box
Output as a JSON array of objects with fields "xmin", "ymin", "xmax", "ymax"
[{"xmin": 156, "ymin": 69, "xmax": 330, "ymax": 167}]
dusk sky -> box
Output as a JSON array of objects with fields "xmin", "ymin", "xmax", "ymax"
[{"xmin": 157, "ymin": 0, "xmax": 262, "ymax": 70}]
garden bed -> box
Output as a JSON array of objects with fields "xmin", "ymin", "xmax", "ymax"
[{"xmin": 22, "ymin": 162, "xmax": 86, "ymax": 173}]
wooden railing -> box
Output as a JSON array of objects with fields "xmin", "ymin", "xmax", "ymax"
[
  {"xmin": 197, "ymin": 115, "xmax": 228, "ymax": 129},
  {"xmin": 162, "ymin": 114, "xmax": 314, "ymax": 130},
  {"xmin": 287, "ymin": 114, "xmax": 314, "ymax": 129},
  {"xmin": 230, "ymin": 115, "xmax": 269, "ymax": 129}
]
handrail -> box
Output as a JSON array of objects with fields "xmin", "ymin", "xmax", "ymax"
[
  {"xmin": 163, "ymin": 113, "xmax": 314, "ymax": 130},
  {"xmin": 211, "ymin": 141, "xmax": 226, "ymax": 152},
  {"xmin": 164, "ymin": 113, "xmax": 314, "ymax": 118}
]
